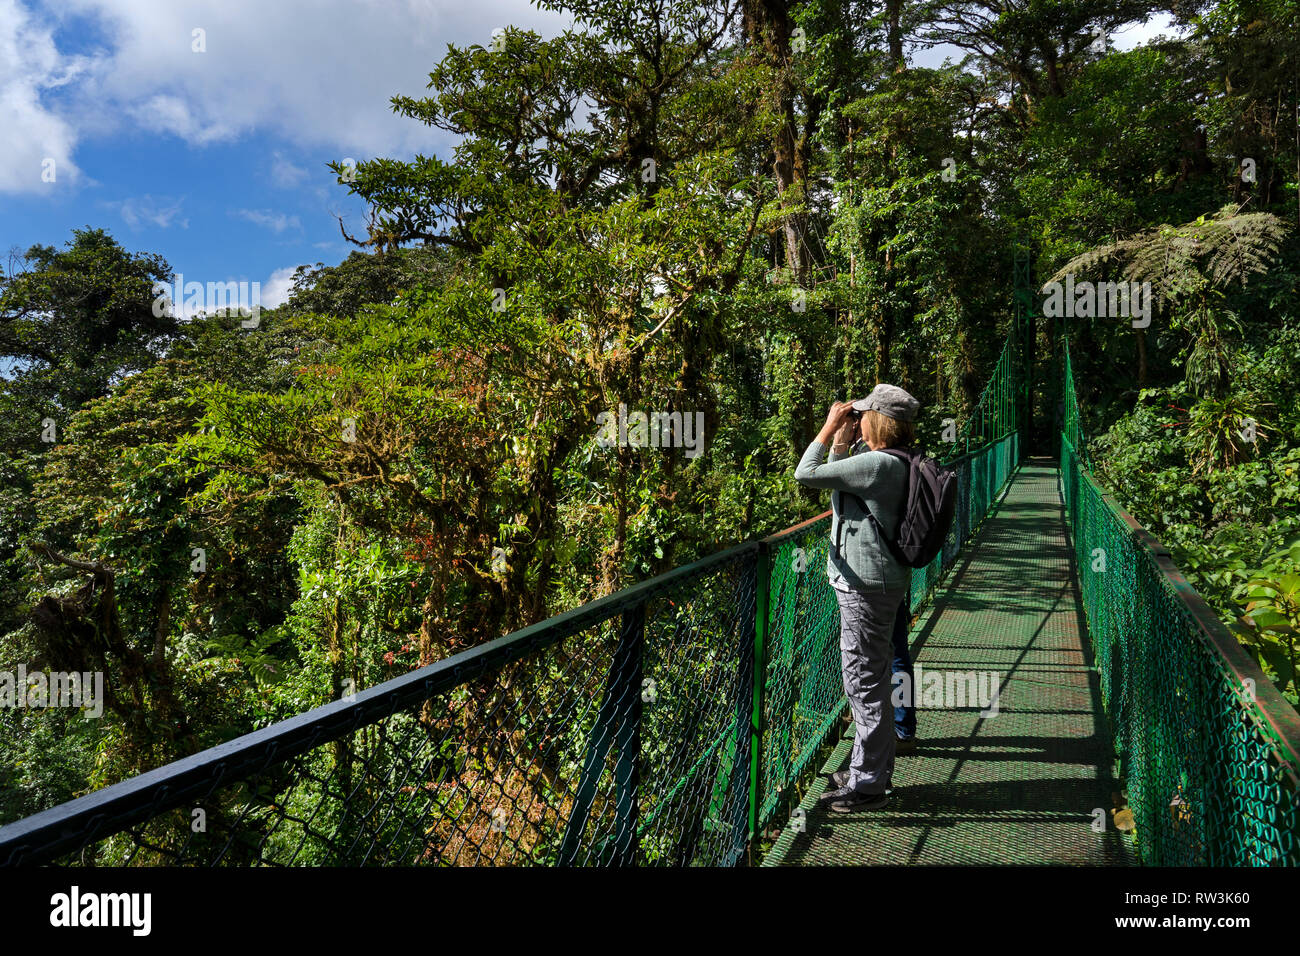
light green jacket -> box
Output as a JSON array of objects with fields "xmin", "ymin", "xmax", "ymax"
[{"xmin": 793, "ymin": 438, "xmax": 910, "ymax": 593}]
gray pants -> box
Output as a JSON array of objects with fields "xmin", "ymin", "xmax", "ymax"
[{"xmin": 834, "ymin": 584, "xmax": 907, "ymax": 794}]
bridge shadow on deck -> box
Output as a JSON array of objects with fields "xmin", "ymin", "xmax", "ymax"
[{"xmin": 764, "ymin": 460, "xmax": 1135, "ymax": 866}]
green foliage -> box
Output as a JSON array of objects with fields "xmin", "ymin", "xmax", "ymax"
[
  {"xmin": 1093, "ymin": 321, "xmax": 1300, "ymax": 703},
  {"xmin": 1185, "ymin": 392, "xmax": 1268, "ymax": 474},
  {"xmin": 282, "ymin": 247, "xmax": 460, "ymax": 318},
  {"xmin": 1019, "ymin": 45, "xmax": 1208, "ymax": 261},
  {"xmin": 1235, "ymin": 541, "xmax": 1300, "ymax": 700},
  {"xmin": 0, "ymin": 228, "xmax": 179, "ymax": 411},
  {"xmin": 1049, "ymin": 207, "xmax": 1289, "ymax": 306},
  {"xmin": 0, "ymin": 702, "xmax": 97, "ymax": 823}
]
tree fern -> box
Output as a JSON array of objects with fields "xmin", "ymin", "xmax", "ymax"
[{"xmin": 1046, "ymin": 205, "xmax": 1290, "ymax": 306}]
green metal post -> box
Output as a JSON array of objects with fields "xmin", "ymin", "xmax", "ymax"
[
  {"xmin": 1000, "ymin": 354, "xmax": 1006, "ymax": 434},
  {"xmin": 611, "ymin": 605, "xmax": 644, "ymax": 865},
  {"xmin": 746, "ymin": 541, "xmax": 772, "ymax": 843},
  {"xmin": 558, "ymin": 603, "xmax": 644, "ymax": 866}
]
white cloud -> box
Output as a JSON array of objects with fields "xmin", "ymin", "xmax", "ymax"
[
  {"xmin": 34, "ymin": 0, "xmax": 571, "ymax": 160},
  {"xmin": 0, "ymin": 0, "xmax": 85, "ymax": 193},
  {"xmin": 261, "ymin": 265, "xmax": 302, "ymax": 309},
  {"xmin": 235, "ymin": 208, "xmax": 302, "ymax": 233},
  {"xmin": 3, "ymin": 0, "xmax": 573, "ymax": 194},
  {"xmin": 271, "ymin": 150, "xmax": 309, "ymax": 188},
  {"xmin": 131, "ymin": 93, "xmax": 212, "ymax": 141},
  {"xmin": 103, "ymin": 193, "xmax": 189, "ymax": 229},
  {"xmin": 1112, "ymin": 14, "xmax": 1188, "ymax": 52}
]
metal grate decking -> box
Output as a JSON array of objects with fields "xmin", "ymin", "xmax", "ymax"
[{"xmin": 763, "ymin": 461, "xmax": 1136, "ymax": 866}]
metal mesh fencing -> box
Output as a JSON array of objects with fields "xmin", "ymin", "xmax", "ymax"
[
  {"xmin": 912, "ymin": 328, "xmax": 1023, "ymax": 606},
  {"xmin": 1061, "ymin": 344, "xmax": 1300, "ymax": 865},
  {"xmin": 1, "ymin": 545, "xmax": 760, "ymax": 867},
  {"xmin": 960, "ymin": 335, "xmax": 1019, "ymax": 452},
  {"xmin": 907, "ymin": 432, "xmax": 1019, "ymax": 609},
  {"xmin": 753, "ymin": 516, "xmax": 842, "ymax": 834}
]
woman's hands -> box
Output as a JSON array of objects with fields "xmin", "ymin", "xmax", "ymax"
[
  {"xmin": 834, "ymin": 413, "xmax": 860, "ymax": 448},
  {"xmin": 816, "ymin": 401, "xmax": 859, "ymax": 449}
]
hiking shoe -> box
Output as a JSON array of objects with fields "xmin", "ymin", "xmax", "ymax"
[
  {"xmin": 825, "ymin": 787, "xmax": 889, "ymax": 814},
  {"xmin": 822, "ymin": 774, "xmax": 893, "ymax": 798},
  {"xmin": 895, "ymin": 736, "xmax": 918, "ymax": 756},
  {"xmin": 817, "ymin": 783, "xmax": 851, "ymax": 806}
]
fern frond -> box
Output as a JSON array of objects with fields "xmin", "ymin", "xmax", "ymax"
[
  {"xmin": 1044, "ymin": 209, "xmax": 1290, "ymax": 303},
  {"xmin": 1199, "ymin": 211, "xmax": 1288, "ymax": 287}
]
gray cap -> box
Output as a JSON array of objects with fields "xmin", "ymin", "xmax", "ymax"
[{"xmin": 851, "ymin": 384, "xmax": 920, "ymax": 422}]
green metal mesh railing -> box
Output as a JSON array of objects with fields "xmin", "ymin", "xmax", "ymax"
[
  {"xmin": 913, "ymin": 330, "xmax": 1022, "ymax": 606},
  {"xmin": 751, "ymin": 516, "xmax": 840, "ymax": 837},
  {"xmin": 1060, "ymin": 343, "xmax": 1300, "ymax": 865},
  {"xmin": 961, "ymin": 334, "xmax": 1019, "ymax": 454},
  {"xmin": 2, "ymin": 546, "xmax": 762, "ymax": 867}
]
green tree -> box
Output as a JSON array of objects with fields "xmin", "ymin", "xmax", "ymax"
[{"xmin": 0, "ymin": 228, "xmax": 178, "ymax": 412}]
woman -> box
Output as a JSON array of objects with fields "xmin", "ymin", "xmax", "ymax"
[{"xmin": 793, "ymin": 383, "xmax": 919, "ymax": 812}]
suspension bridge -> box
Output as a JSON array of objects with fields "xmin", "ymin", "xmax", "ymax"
[{"xmin": 2, "ymin": 300, "xmax": 1298, "ymax": 868}]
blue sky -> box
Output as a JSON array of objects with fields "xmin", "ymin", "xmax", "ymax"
[
  {"xmin": 0, "ymin": 0, "xmax": 1179, "ymax": 311},
  {"xmin": 1, "ymin": 0, "xmax": 572, "ymax": 307}
]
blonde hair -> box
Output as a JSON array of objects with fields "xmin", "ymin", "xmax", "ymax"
[{"xmin": 864, "ymin": 409, "xmax": 915, "ymax": 449}]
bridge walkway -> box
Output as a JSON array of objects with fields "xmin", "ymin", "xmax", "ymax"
[{"xmin": 765, "ymin": 461, "xmax": 1135, "ymax": 866}]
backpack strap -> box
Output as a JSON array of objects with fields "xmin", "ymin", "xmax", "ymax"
[{"xmin": 846, "ymin": 446, "xmax": 915, "ymax": 566}]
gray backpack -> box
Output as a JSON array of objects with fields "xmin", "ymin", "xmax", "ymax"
[{"xmin": 851, "ymin": 447, "xmax": 957, "ymax": 569}]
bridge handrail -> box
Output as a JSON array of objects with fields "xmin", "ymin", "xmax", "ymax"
[
  {"xmin": 0, "ymin": 538, "xmax": 758, "ymax": 865},
  {"xmin": 958, "ymin": 333, "xmax": 1020, "ymax": 452},
  {"xmin": 2, "ymin": 534, "xmax": 777, "ymax": 866},
  {"xmin": 1060, "ymin": 341, "xmax": 1300, "ymax": 865}
]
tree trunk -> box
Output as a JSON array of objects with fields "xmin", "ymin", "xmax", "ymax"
[
  {"xmin": 743, "ymin": 0, "xmax": 806, "ymax": 282},
  {"xmin": 886, "ymin": 0, "xmax": 905, "ymax": 69},
  {"xmin": 1136, "ymin": 328, "xmax": 1148, "ymax": 388}
]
